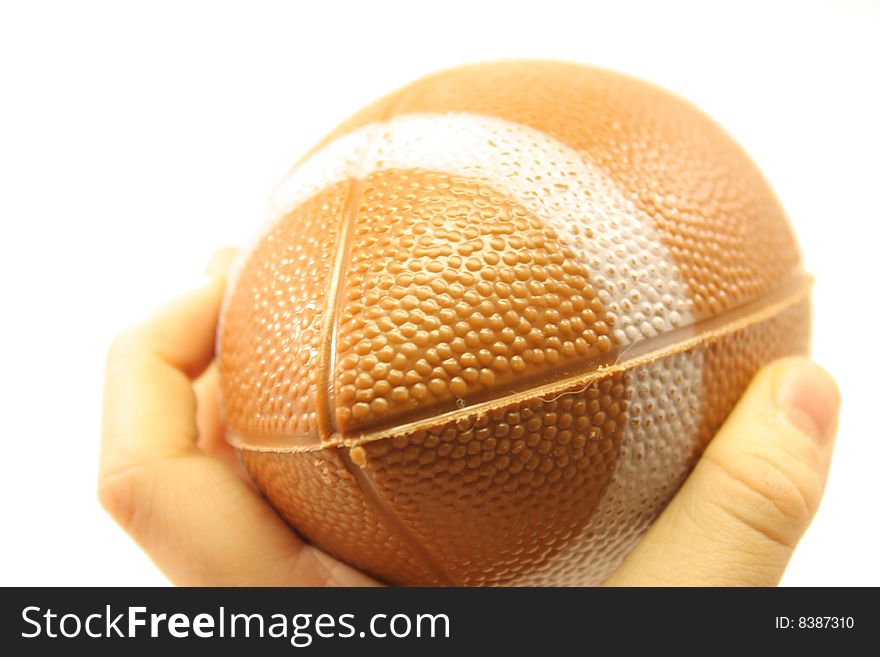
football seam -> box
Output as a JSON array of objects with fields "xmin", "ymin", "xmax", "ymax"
[
  {"xmin": 323, "ymin": 84, "xmax": 458, "ymax": 585},
  {"xmin": 226, "ymin": 271, "xmax": 811, "ymax": 452},
  {"xmin": 315, "ymin": 177, "xmax": 363, "ymax": 439}
]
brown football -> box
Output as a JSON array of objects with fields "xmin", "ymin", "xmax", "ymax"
[{"xmin": 218, "ymin": 60, "xmax": 811, "ymax": 585}]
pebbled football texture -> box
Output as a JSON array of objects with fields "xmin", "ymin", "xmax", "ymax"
[{"xmin": 218, "ymin": 61, "xmax": 811, "ymax": 585}]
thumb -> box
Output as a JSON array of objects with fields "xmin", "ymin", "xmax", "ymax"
[{"xmin": 605, "ymin": 357, "xmax": 840, "ymax": 586}]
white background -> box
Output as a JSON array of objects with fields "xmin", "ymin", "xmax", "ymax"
[{"xmin": 1, "ymin": 0, "xmax": 877, "ymax": 586}]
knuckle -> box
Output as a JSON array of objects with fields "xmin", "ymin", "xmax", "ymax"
[
  {"xmin": 705, "ymin": 448, "xmax": 819, "ymax": 548},
  {"xmin": 97, "ymin": 465, "xmax": 150, "ymax": 534}
]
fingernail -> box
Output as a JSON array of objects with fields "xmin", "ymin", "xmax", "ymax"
[{"xmin": 775, "ymin": 359, "xmax": 840, "ymax": 445}]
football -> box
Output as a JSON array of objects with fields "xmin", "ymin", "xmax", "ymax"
[{"xmin": 218, "ymin": 60, "xmax": 811, "ymax": 585}]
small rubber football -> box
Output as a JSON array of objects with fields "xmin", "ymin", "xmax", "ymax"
[{"xmin": 218, "ymin": 60, "xmax": 811, "ymax": 585}]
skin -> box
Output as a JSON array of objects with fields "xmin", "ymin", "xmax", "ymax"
[{"xmin": 99, "ymin": 248, "xmax": 840, "ymax": 586}]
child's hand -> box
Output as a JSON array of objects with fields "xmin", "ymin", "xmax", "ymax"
[
  {"xmin": 606, "ymin": 354, "xmax": 839, "ymax": 585},
  {"xmin": 99, "ymin": 248, "xmax": 376, "ymax": 586}
]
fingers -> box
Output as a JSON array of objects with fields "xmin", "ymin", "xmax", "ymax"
[
  {"xmin": 194, "ymin": 363, "xmax": 242, "ymax": 474},
  {"xmin": 101, "ymin": 275, "xmax": 226, "ymax": 470},
  {"xmin": 99, "ymin": 250, "xmax": 377, "ymax": 586},
  {"xmin": 193, "ymin": 247, "xmax": 246, "ymax": 474},
  {"xmin": 101, "ymin": 247, "xmax": 234, "ymax": 475},
  {"xmin": 605, "ymin": 357, "xmax": 840, "ymax": 586}
]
